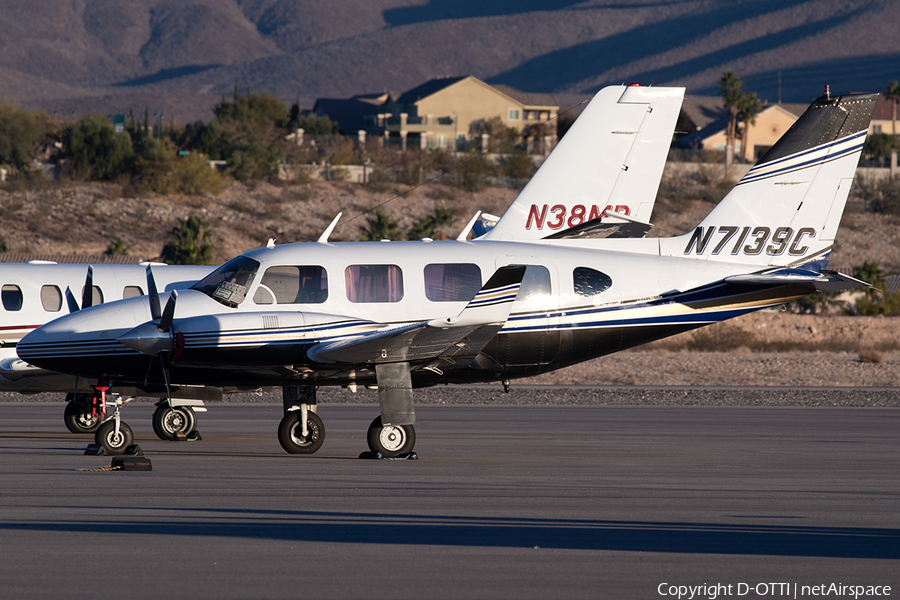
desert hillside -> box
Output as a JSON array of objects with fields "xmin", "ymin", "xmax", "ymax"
[{"xmin": 1, "ymin": 1, "xmax": 898, "ymax": 123}]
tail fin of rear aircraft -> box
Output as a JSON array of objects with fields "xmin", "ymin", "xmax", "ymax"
[
  {"xmin": 661, "ymin": 90, "xmax": 878, "ymax": 269},
  {"xmin": 482, "ymin": 84, "xmax": 684, "ymax": 240}
]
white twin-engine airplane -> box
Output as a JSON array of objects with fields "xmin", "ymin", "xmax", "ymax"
[
  {"xmin": 22, "ymin": 88, "xmax": 879, "ymax": 460},
  {"xmin": 1, "ymin": 83, "xmax": 684, "ymax": 447}
]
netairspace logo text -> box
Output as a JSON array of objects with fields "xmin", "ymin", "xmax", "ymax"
[{"xmin": 658, "ymin": 583, "xmax": 892, "ymax": 599}]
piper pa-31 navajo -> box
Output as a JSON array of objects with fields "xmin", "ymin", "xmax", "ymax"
[
  {"xmin": 3, "ymin": 83, "xmax": 683, "ymax": 450},
  {"xmin": 21, "ymin": 87, "xmax": 875, "ymax": 459}
]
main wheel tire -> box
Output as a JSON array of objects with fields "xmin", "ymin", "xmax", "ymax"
[
  {"xmin": 277, "ymin": 411, "xmax": 325, "ymax": 454},
  {"xmin": 63, "ymin": 400, "xmax": 101, "ymax": 434},
  {"xmin": 94, "ymin": 421, "xmax": 134, "ymax": 455},
  {"xmin": 152, "ymin": 405, "xmax": 196, "ymax": 441},
  {"xmin": 366, "ymin": 416, "xmax": 416, "ymax": 458}
]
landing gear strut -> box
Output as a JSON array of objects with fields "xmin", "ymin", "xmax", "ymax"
[
  {"xmin": 277, "ymin": 385, "xmax": 325, "ymax": 454},
  {"xmin": 367, "ymin": 362, "xmax": 417, "ymax": 458},
  {"xmin": 90, "ymin": 384, "xmax": 135, "ymax": 455}
]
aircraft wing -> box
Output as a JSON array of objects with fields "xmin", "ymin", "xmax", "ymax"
[
  {"xmin": 725, "ymin": 269, "xmax": 870, "ymax": 292},
  {"xmin": 307, "ymin": 266, "xmax": 526, "ymax": 365}
]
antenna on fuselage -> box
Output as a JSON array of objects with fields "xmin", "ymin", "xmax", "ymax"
[{"xmin": 317, "ymin": 213, "xmax": 342, "ymax": 243}]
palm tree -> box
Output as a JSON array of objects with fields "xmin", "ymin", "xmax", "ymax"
[
  {"xmin": 718, "ymin": 71, "xmax": 744, "ymax": 168},
  {"xmin": 360, "ymin": 210, "xmax": 400, "ymax": 241},
  {"xmin": 884, "ymin": 81, "xmax": 900, "ymax": 138},
  {"xmin": 737, "ymin": 92, "xmax": 763, "ymax": 161}
]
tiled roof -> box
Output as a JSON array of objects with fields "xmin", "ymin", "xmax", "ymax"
[
  {"xmin": 395, "ymin": 76, "xmax": 468, "ymax": 104},
  {"xmin": 490, "ymin": 84, "xmax": 557, "ymax": 108},
  {"xmin": 313, "ymin": 93, "xmax": 390, "ymax": 134},
  {"xmin": 393, "ymin": 76, "xmax": 557, "ymax": 108},
  {"xmin": 0, "ymin": 254, "xmax": 146, "ymax": 264},
  {"xmin": 873, "ymin": 93, "xmax": 899, "ymax": 122}
]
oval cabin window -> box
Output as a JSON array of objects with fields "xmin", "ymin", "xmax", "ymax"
[
  {"xmin": 2, "ymin": 284, "xmax": 23, "ymax": 311},
  {"xmin": 41, "ymin": 285, "xmax": 62, "ymax": 312}
]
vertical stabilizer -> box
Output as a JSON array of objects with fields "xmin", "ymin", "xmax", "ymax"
[
  {"xmin": 661, "ymin": 91, "xmax": 877, "ymax": 268},
  {"xmin": 483, "ymin": 85, "xmax": 684, "ymax": 240}
]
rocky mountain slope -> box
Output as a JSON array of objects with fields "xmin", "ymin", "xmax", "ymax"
[{"xmin": 2, "ymin": 0, "xmax": 899, "ymax": 123}]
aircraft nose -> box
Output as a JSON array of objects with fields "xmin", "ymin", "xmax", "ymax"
[
  {"xmin": 16, "ymin": 316, "xmax": 76, "ymax": 369},
  {"xmin": 17, "ymin": 298, "xmax": 148, "ymax": 375}
]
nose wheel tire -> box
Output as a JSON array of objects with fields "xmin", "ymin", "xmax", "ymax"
[
  {"xmin": 367, "ymin": 417, "xmax": 416, "ymax": 458},
  {"xmin": 64, "ymin": 400, "xmax": 101, "ymax": 434},
  {"xmin": 94, "ymin": 421, "xmax": 134, "ymax": 455},
  {"xmin": 277, "ymin": 411, "xmax": 325, "ymax": 454},
  {"xmin": 152, "ymin": 405, "xmax": 196, "ymax": 441}
]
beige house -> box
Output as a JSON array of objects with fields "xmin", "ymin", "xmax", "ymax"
[
  {"xmin": 681, "ymin": 103, "xmax": 803, "ymax": 161},
  {"xmin": 870, "ymin": 94, "xmax": 899, "ymax": 137},
  {"xmin": 374, "ymin": 76, "xmax": 558, "ymax": 151}
]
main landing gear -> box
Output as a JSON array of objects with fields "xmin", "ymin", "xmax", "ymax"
[
  {"xmin": 276, "ymin": 362, "xmax": 418, "ymax": 458},
  {"xmin": 278, "ymin": 385, "xmax": 325, "ymax": 454},
  {"xmin": 65, "ymin": 383, "xmax": 206, "ymax": 453},
  {"xmin": 63, "ymin": 393, "xmax": 102, "ymax": 434},
  {"xmin": 151, "ymin": 399, "xmax": 204, "ymax": 441}
]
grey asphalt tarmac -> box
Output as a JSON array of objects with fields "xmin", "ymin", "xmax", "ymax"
[{"xmin": 1, "ymin": 401, "xmax": 898, "ymax": 599}]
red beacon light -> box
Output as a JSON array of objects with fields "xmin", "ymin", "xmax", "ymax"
[{"xmin": 627, "ymin": 82, "xmax": 643, "ymax": 87}]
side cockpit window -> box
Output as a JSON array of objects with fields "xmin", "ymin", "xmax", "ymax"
[
  {"xmin": 2, "ymin": 284, "xmax": 23, "ymax": 311},
  {"xmin": 253, "ymin": 266, "xmax": 328, "ymax": 305},
  {"xmin": 573, "ymin": 267, "xmax": 612, "ymax": 297},
  {"xmin": 192, "ymin": 256, "xmax": 260, "ymax": 307}
]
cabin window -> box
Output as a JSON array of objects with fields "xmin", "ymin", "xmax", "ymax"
[
  {"xmin": 123, "ymin": 286, "xmax": 144, "ymax": 299},
  {"xmin": 81, "ymin": 286, "xmax": 103, "ymax": 305},
  {"xmin": 254, "ymin": 266, "xmax": 328, "ymax": 305},
  {"xmin": 192, "ymin": 256, "xmax": 260, "ymax": 307},
  {"xmin": 2, "ymin": 285, "xmax": 23, "ymax": 311},
  {"xmin": 573, "ymin": 267, "xmax": 612, "ymax": 297},
  {"xmin": 515, "ymin": 266, "xmax": 552, "ymax": 306},
  {"xmin": 345, "ymin": 265, "xmax": 403, "ymax": 303},
  {"xmin": 424, "ymin": 263, "xmax": 482, "ymax": 302},
  {"xmin": 40, "ymin": 285, "xmax": 62, "ymax": 312}
]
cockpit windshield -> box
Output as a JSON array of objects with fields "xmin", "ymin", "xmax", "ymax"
[{"xmin": 191, "ymin": 256, "xmax": 260, "ymax": 307}]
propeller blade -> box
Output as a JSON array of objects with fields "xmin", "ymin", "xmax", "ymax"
[
  {"xmin": 147, "ymin": 265, "xmax": 161, "ymax": 322},
  {"xmin": 158, "ymin": 290, "xmax": 178, "ymax": 333},
  {"xmin": 64, "ymin": 286, "xmax": 80, "ymax": 313},
  {"xmin": 80, "ymin": 266, "xmax": 94, "ymax": 309}
]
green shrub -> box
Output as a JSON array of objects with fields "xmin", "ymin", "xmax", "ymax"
[
  {"xmin": 160, "ymin": 215, "xmax": 216, "ymax": 265},
  {"xmin": 67, "ymin": 115, "xmax": 134, "ymax": 181}
]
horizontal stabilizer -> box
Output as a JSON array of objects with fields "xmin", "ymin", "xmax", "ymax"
[
  {"xmin": 307, "ymin": 266, "xmax": 525, "ymax": 365},
  {"xmin": 543, "ymin": 217, "xmax": 652, "ymax": 240},
  {"xmin": 725, "ymin": 269, "xmax": 870, "ymax": 292}
]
